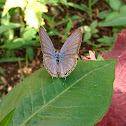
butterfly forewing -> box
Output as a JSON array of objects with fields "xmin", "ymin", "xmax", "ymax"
[
  {"xmin": 60, "ymin": 28, "xmax": 82, "ymax": 55},
  {"xmin": 39, "ymin": 26, "xmax": 55, "ymax": 55},
  {"xmin": 59, "ymin": 28, "xmax": 82, "ymax": 77},
  {"xmin": 39, "ymin": 26, "xmax": 58, "ymax": 77}
]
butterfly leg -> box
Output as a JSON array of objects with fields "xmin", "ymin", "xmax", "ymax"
[
  {"xmin": 63, "ymin": 77, "xmax": 67, "ymax": 85},
  {"xmin": 52, "ymin": 77, "xmax": 54, "ymax": 84}
]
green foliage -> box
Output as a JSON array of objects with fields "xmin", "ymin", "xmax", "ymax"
[
  {"xmin": 0, "ymin": 23, "xmax": 21, "ymax": 34},
  {"xmin": 99, "ymin": 13, "xmax": 126, "ymax": 26},
  {"xmin": 0, "ymin": 57, "xmax": 25, "ymax": 63},
  {"xmin": 2, "ymin": 0, "xmax": 48, "ymax": 28},
  {"xmin": 99, "ymin": 0, "xmax": 126, "ymax": 27},
  {"xmin": 83, "ymin": 20, "xmax": 98, "ymax": 46},
  {"xmin": 1, "ymin": 0, "xmax": 125, "ymax": 63},
  {"xmin": 97, "ymin": 36, "xmax": 115, "ymax": 46},
  {"xmin": 0, "ymin": 67, "xmax": 5, "ymax": 76},
  {"xmin": 26, "ymin": 47, "xmax": 34, "ymax": 61},
  {"xmin": 23, "ymin": 28, "xmax": 37, "ymax": 41},
  {"xmin": 0, "ymin": 59, "xmax": 117, "ymax": 125},
  {"xmin": 109, "ymin": 0, "xmax": 123, "ymax": 11},
  {"xmin": 0, "ymin": 108, "xmax": 15, "ymax": 126}
]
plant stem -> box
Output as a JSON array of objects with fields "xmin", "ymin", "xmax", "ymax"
[{"xmin": 88, "ymin": 0, "xmax": 92, "ymax": 18}]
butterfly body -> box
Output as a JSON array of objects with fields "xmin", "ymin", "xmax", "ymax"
[{"xmin": 39, "ymin": 26, "xmax": 82, "ymax": 78}]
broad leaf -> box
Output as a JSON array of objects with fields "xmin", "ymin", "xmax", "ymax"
[
  {"xmin": 96, "ymin": 29, "xmax": 126, "ymax": 126},
  {"xmin": 0, "ymin": 108, "xmax": 15, "ymax": 126},
  {"xmin": 109, "ymin": 0, "xmax": 122, "ymax": 11},
  {"xmin": 0, "ymin": 60, "xmax": 117, "ymax": 126}
]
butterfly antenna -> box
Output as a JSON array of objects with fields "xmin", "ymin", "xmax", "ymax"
[{"xmin": 52, "ymin": 77, "xmax": 54, "ymax": 84}]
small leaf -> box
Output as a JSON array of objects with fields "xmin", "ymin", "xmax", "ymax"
[
  {"xmin": 0, "ymin": 23, "xmax": 21, "ymax": 34},
  {"xmin": 99, "ymin": 10, "xmax": 111, "ymax": 19},
  {"xmin": 97, "ymin": 36, "xmax": 115, "ymax": 46},
  {"xmin": 23, "ymin": 28, "xmax": 37, "ymax": 41},
  {"xmin": 90, "ymin": 20, "xmax": 97, "ymax": 30},
  {"xmin": 0, "ymin": 67, "xmax": 5, "ymax": 76},
  {"xmin": 0, "ymin": 108, "xmax": 15, "ymax": 126},
  {"xmin": 0, "ymin": 57, "xmax": 24, "ymax": 63},
  {"xmin": 59, "ymin": 0, "xmax": 68, "ymax": 6},
  {"xmin": 0, "ymin": 39, "xmax": 39, "ymax": 49},
  {"xmin": 83, "ymin": 25, "xmax": 91, "ymax": 32},
  {"xmin": 109, "ymin": 0, "xmax": 123, "ymax": 11},
  {"xmin": 71, "ymin": 15, "xmax": 80, "ymax": 20},
  {"xmin": 26, "ymin": 47, "xmax": 34, "ymax": 61},
  {"xmin": 64, "ymin": 19, "xmax": 72, "ymax": 35},
  {"xmin": 84, "ymin": 32, "xmax": 92, "ymax": 41},
  {"xmin": 67, "ymin": 2, "xmax": 87, "ymax": 11}
]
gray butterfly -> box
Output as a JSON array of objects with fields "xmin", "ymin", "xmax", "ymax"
[{"xmin": 39, "ymin": 26, "xmax": 82, "ymax": 78}]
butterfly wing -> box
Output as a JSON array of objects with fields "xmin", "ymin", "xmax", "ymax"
[
  {"xmin": 59, "ymin": 28, "xmax": 82, "ymax": 77},
  {"xmin": 39, "ymin": 26, "xmax": 58, "ymax": 77}
]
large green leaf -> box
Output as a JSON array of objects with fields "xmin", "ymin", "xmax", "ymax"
[
  {"xmin": 99, "ymin": 13, "xmax": 126, "ymax": 27},
  {"xmin": 0, "ymin": 60, "xmax": 117, "ymax": 126}
]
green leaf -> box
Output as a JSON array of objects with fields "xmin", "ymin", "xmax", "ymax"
[
  {"xmin": 59, "ymin": 0, "xmax": 68, "ymax": 6},
  {"xmin": 120, "ymin": 5, "xmax": 126, "ymax": 14},
  {"xmin": 0, "ymin": 57, "xmax": 24, "ymax": 63},
  {"xmin": 0, "ymin": 67, "xmax": 6, "ymax": 76},
  {"xmin": 105, "ymin": 12, "xmax": 118, "ymax": 21},
  {"xmin": 99, "ymin": 10, "xmax": 111, "ymax": 19},
  {"xmin": 0, "ymin": 60, "xmax": 117, "ymax": 126},
  {"xmin": 0, "ymin": 23, "xmax": 21, "ymax": 34},
  {"xmin": 53, "ymin": 15, "xmax": 69, "ymax": 27},
  {"xmin": 64, "ymin": 19, "xmax": 72, "ymax": 35},
  {"xmin": 0, "ymin": 39, "xmax": 39, "ymax": 49},
  {"xmin": 92, "ymin": 0, "xmax": 99, "ymax": 6},
  {"xmin": 99, "ymin": 13, "xmax": 126, "ymax": 26},
  {"xmin": 90, "ymin": 20, "xmax": 98, "ymax": 30},
  {"xmin": 0, "ymin": 108, "xmax": 15, "ymax": 126},
  {"xmin": 71, "ymin": 15, "xmax": 80, "ymax": 20},
  {"xmin": 109, "ymin": 0, "xmax": 123, "ymax": 11},
  {"xmin": 67, "ymin": 2, "xmax": 87, "ymax": 11},
  {"xmin": 26, "ymin": 47, "xmax": 34, "ymax": 61},
  {"xmin": 84, "ymin": 32, "xmax": 92, "ymax": 41},
  {"xmin": 97, "ymin": 36, "xmax": 115, "ymax": 46},
  {"xmin": 23, "ymin": 28, "xmax": 37, "ymax": 41}
]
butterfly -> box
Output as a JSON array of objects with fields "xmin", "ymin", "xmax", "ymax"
[{"xmin": 39, "ymin": 26, "xmax": 82, "ymax": 78}]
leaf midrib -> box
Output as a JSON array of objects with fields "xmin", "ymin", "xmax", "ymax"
[{"xmin": 19, "ymin": 61, "xmax": 114, "ymax": 126}]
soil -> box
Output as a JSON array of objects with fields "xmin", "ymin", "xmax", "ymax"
[{"xmin": 0, "ymin": 0, "xmax": 113, "ymax": 98}]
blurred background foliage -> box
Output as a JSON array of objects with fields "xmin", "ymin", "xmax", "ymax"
[{"xmin": 0, "ymin": 0, "xmax": 126, "ymax": 97}]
